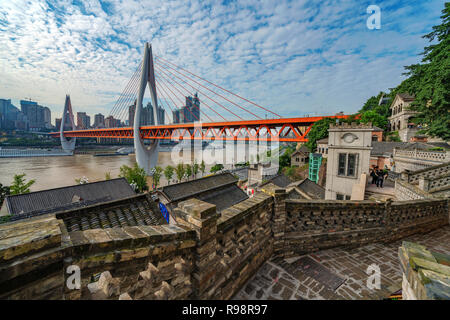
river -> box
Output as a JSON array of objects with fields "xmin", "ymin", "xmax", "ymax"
[{"xmin": 0, "ymin": 142, "xmax": 275, "ymax": 191}]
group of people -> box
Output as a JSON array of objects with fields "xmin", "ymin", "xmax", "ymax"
[{"xmin": 370, "ymin": 166, "xmax": 388, "ymax": 188}]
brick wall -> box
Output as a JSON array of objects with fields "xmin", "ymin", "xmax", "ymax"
[
  {"xmin": 281, "ymin": 198, "xmax": 448, "ymax": 257},
  {"xmin": 0, "ymin": 190, "xmax": 448, "ymax": 300},
  {"xmin": 0, "ymin": 215, "xmax": 196, "ymax": 300}
]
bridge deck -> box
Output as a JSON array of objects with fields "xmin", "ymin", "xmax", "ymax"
[{"xmin": 51, "ymin": 115, "xmax": 350, "ymax": 142}]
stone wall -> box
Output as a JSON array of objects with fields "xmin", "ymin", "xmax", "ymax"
[
  {"xmin": 281, "ymin": 198, "xmax": 448, "ymax": 257},
  {"xmin": 172, "ymin": 192, "xmax": 274, "ymax": 299},
  {"xmin": 0, "ymin": 214, "xmax": 196, "ymax": 300},
  {"xmin": 399, "ymin": 241, "xmax": 450, "ymax": 299},
  {"xmin": 1, "ymin": 189, "xmax": 448, "ymax": 300}
]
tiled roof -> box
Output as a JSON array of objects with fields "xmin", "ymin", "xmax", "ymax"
[
  {"xmin": 288, "ymin": 179, "xmax": 325, "ymax": 199},
  {"xmin": 292, "ymin": 145, "xmax": 310, "ymax": 156},
  {"xmin": 371, "ymin": 141, "xmax": 409, "ymax": 156},
  {"xmin": 196, "ymin": 184, "xmax": 248, "ymax": 212},
  {"xmin": 160, "ymin": 173, "xmax": 238, "ymax": 202},
  {"xmin": 261, "ymin": 174, "xmax": 292, "ymax": 188},
  {"xmin": 317, "ymin": 137, "xmax": 329, "ymax": 144},
  {"xmin": 397, "ymin": 93, "xmax": 415, "ymax": 101},
  {"xmin": 5, "ymin": 178, "xmax": 136, "ymax": 219},
  {"xmin": 56, "ymin": 193, "xmax": 166, "ymax": 232}
]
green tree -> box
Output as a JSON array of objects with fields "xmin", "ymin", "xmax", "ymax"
[
  {"xmin": 175, "ymin": 163, "xmax": 185, "ymax": 182},
  {"xmin": 359, "ymin": 92, "xmax": 386, "ymax": 113},
  {"xmin": 193, "ymin": 161, "xmax": 199, "ymax": 178},
  {"xmin": 359, "ymin": 110, "xmax": 388, "ymax": 129},
  {"xmin": 10, "ymin": 173, "xmax": 35, "ymax": 195},
  {"xmin": 164, "ymin": 165, "xmax": 174, "ymax": 185},
  {"xmin": 185, "ymin": 164, "xmax": 192, "ymax": 180},
  {"xmin": 152, "ymin": 166, "xmax": 163, "ymax": 188},
  {"xmin": 304, "ymin": 118, "xmax": 336, "ymax": 152},
  {"xmin": 200, "ymin": 160, "xmax": 206, "ymax": 176},
  {"xmin": 210, "ymin": 163, "xmax": 224, "ymax": 174},
  {"xmin": 395, "ymin": 3, "xmax": 450, "ymax": 140},
  {"xmin": 0, "ymin": 183, "xmax": 10, "ymax": 207},
  {"xmin": 119, "ymin": 163, "xmax": 148, "ymax": 193},
  {"xmin": 279, "ymin": 145, "xmax": 295, "ymax": 169},
  {"xmin": 105, "ymin": 172, "xmax": 111, "ymax": 180}
]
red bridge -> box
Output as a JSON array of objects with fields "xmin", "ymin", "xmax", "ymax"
[{"xmin": 50, "ymin": 115, "xmax": 350, "ymax": 142}]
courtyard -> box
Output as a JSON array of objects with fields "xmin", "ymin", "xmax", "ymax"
[{"xmin": 234, "ymin": 225, "xmax": 450, "ymax": 300}]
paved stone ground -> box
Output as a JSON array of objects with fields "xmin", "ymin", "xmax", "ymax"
[{"xmin": 233, "ymin": 225, "xmax": 450, "ymax": 300}]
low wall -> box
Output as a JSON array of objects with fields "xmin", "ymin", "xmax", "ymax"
[
  {"xmin": 0, "ymin": 215, "xmax": 196, "ymax": 300},
  {"xmin": 394, "ymin": 179, "xmax": 430, "ymax": 201},
  {"xmin": 282, "ymin": 198, "xmax": 448, "ymax": 257}
]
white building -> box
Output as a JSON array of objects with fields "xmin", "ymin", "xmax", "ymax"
[{"xmin": 325, "ymin": 123, "xmax": 374, "ymax": 200}]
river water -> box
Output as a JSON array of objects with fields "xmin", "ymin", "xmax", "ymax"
[{"xmin": 0, "ymin": 142, "xmax": 275, "ymax": 191}]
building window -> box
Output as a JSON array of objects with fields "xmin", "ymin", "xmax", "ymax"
[
  {"xmin": 336, "ymin": 193, "xmax": 344, "ymax": 200},
  {"xmin": 326, "ymin": 148, "xmax": 328, "ymax": 154},
  {"xmin": 337, "ymin": 153, "xmax": 358, "ymax": 177},
  {"xmin": 345, "ymin": 195, "xmax": 351, "ymax": 200},
  {"xmin": 338, "ymin": 153, "xmax": 346, "ymax": 175},
  {"xmin": 296, "ymin": 157, "xmax": 299, "ymax": 162}
]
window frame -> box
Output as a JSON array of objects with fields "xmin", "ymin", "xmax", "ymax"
[{"xmin": 337, "ymin": 152, "xmax": 358, "ymax": 178}]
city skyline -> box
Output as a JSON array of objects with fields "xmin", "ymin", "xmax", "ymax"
[{"xmin": 0, "ymin": 1, "xmax": 445, "ymax": 120}]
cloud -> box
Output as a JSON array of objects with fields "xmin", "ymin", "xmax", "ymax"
[{"xmin": 0, "ymin": 0, "xmax": 445, "ymax": 122}]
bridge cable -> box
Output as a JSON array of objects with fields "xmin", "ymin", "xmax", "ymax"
[
  {"xmin": 155, "ymin": 58, "xmax": 267, "ymax": 119},
  {"xmin": 155, "ymin": 55, "xmax": 281, "ymax": 118},
  {"xmin": 155, "ymin": 73, "xmax": 202, "ymax": 122},
  {"xmin": 155, "ymin": 67, "xmax": 220, "ymax": 122},
  {"xmin": 154, "ymin": 65, "xmax": 227, "ymax": 122},
  {"xmin": 154, "ymin": 62, "xmax": 243, "ymax": 121}
]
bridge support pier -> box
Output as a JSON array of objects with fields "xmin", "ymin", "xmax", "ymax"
[
  {"xmin": 60, "ymin": 95, "xmax": 76, "ymax": 154},
  {"xmin": 134, "ymin": 43, "xmax": 161, "ymax": 175}
]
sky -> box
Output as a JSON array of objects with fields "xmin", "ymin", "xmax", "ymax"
[{"xmin": 0, "ymin": 0, "xmax": 446, "ymax": 123}]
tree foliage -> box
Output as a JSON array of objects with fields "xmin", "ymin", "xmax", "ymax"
[
  {"xmin": 400, "ymin": 3, "xmax": 450, "ymax": 140},
  {"xmin": 10, "ymin": 173, "xmax": 35, "ymax": 195},
  {"xmin": 119, "ymin": 163, "xmax": 148, "ymax": 193},
  {"xmin": 152, "ymin": 166, "xmax": 163, "ymax": 188},
  {"xmin": 200, "ymin": 160, "xmax": 206, "ymax": 176},
  {"xmin": 175, "ymin": 163, "xmax": 185, "ymax": 182},
  {"xmin": 193, "ymin": 161, "xmax": 199, "ymax": 178},
  {"xmin": 210, "ymin": 163, "xmax": 224, "ymax": 174},
  {"xmin": 305, "ymin": 118, "xmax": 336, "ymax": 152},
  {"xmin": 164, "ymin": 165, "xmax": 174, "ymax": 184},
  {"xmin": 185, "ymin": 164, "xmax": 192, "ymax": 180}
]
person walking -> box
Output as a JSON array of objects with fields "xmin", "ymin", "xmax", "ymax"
[
  {"xmin": 370, "ymin": 167, "xmax": 377, "ymax": 185},
  {"xmin": 376, "ymin": 168, "xmax": 385, "ymax": 188}
]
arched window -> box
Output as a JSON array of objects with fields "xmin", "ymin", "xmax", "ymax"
[{"xmin": 398, "ymin": 120, "xmax": 401, "ymax": 130}]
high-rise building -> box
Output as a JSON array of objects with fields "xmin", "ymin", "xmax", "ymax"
[
  {"xmin": 173, "ymin": 93, "xmax": 200, "ymax": 124},
  {"xmin": 43, "ymin": 107, "xmax": 51, "ymax": 129},
  {"xmin": 20, "ymin": 100, "xmax": 49, "ymax": 131},
  {"xmin": 76, "ymin": 112, "xmax": 90, "ymax": 129},
  {"xmin": 94, "ymin": 113, "xmax": 105, "ymax": 128},
  {"xmin": 129, "ymin": 101, "xmax": 165, "ymax": 127},
  {"xmin": 0, "ymin": 99, "xmax": 27, "ymax": 130},
  {"xmin": 105, "ymin": 116, "xmax": 121, "ymax": 128},
  {"xmin": 55, "ymin": 118, "xmax": 62, "ymax": 131}
]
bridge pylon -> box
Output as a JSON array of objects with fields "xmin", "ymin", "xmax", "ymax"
[
  {"xmin": 60, "ymin": 94, "xmax": 76, "ymax": 154},
  {"xmin": 134, "ymin": 42, "xmax": 161, "ymax": 175}
]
